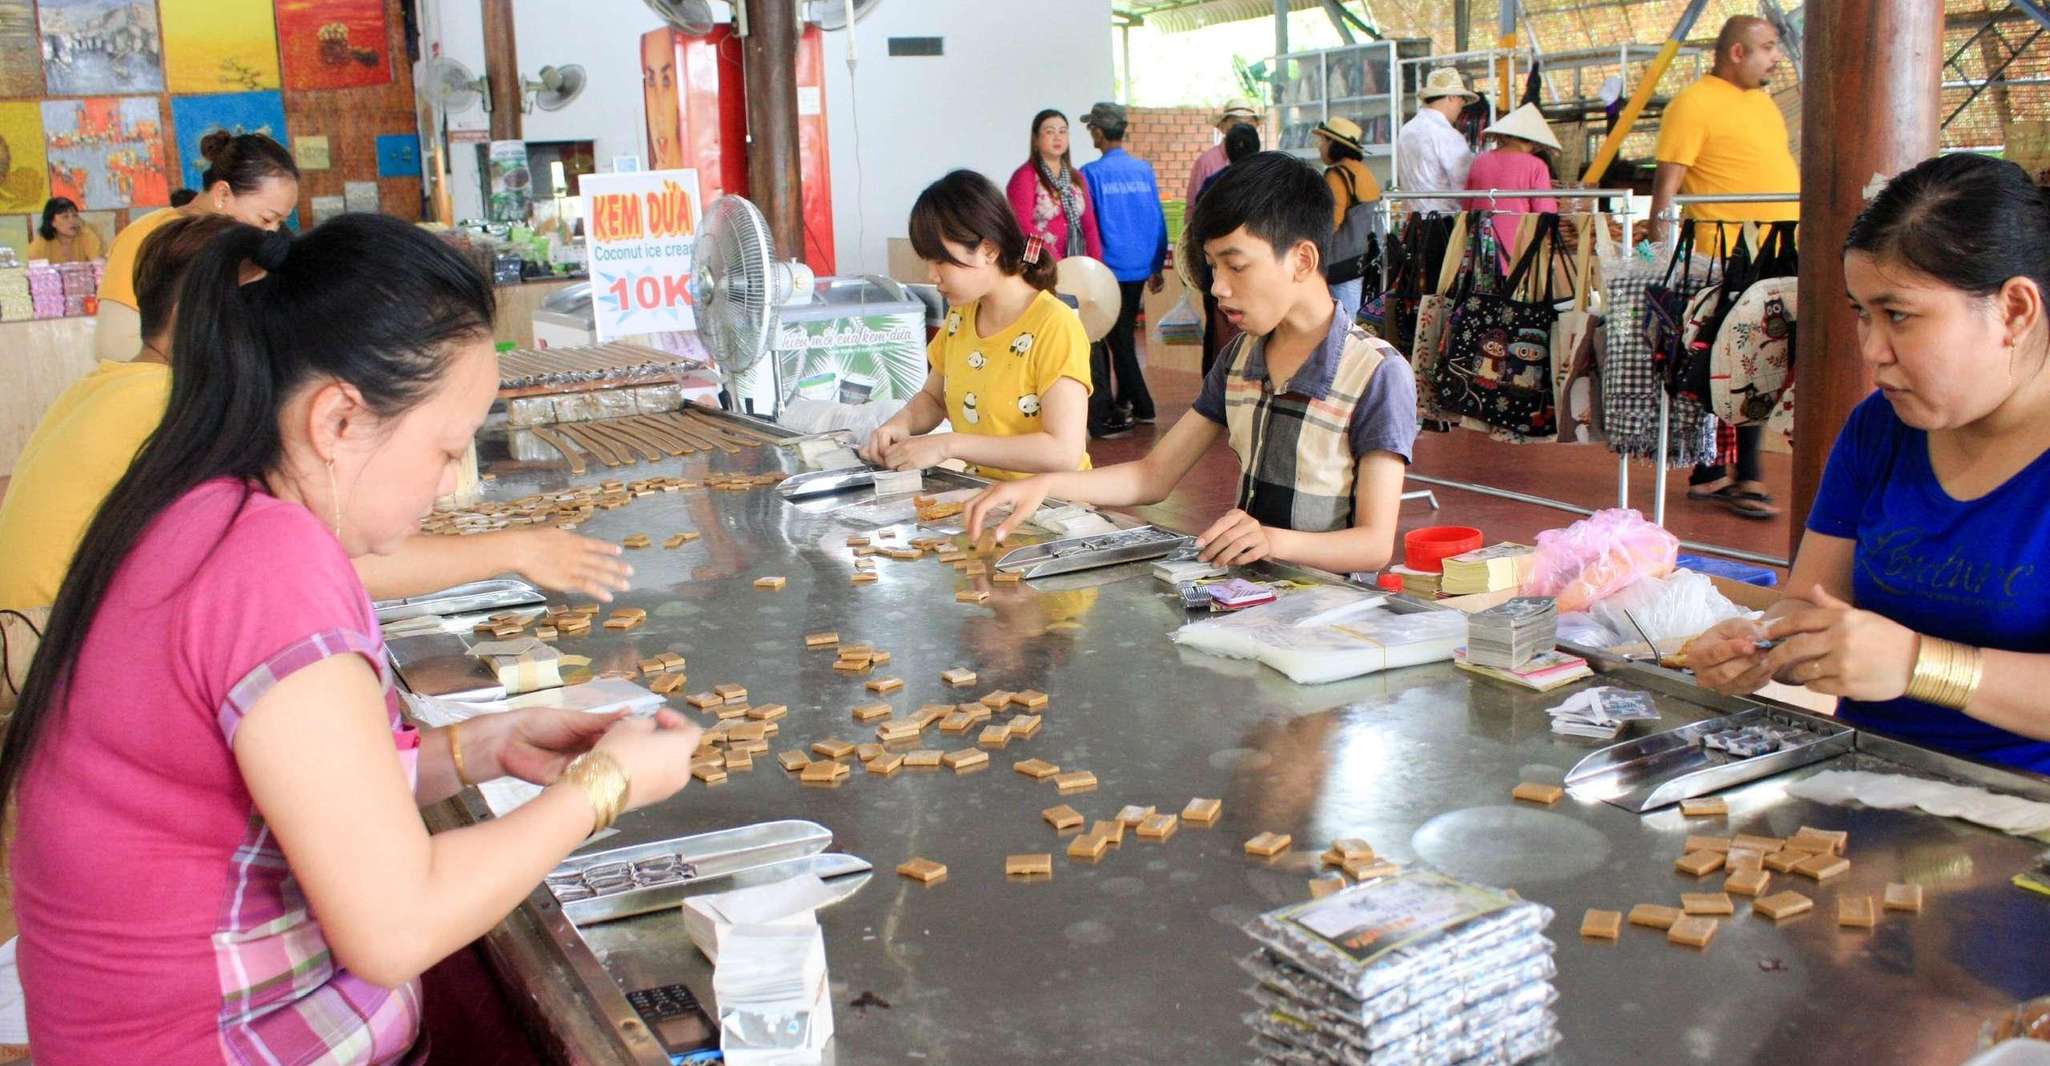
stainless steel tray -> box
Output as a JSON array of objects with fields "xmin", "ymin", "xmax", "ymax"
[
  {"xmin": 374, "ymin": 577, "xmax": 546, "ymax": 624},
  {"xmin": 1564, "ymin": 705, "xmax": 1855, "ymax": 812},
  {"xmin": 993, "ymin": 524, "xmax": 1195, "ymax": 579},
  {"xmin": 547, "ymin": 820, "xmax": 837, "ymax": 925},
  {"xmin": 775, "ymin": 467, "xmax": 878, "ymax": 500}
]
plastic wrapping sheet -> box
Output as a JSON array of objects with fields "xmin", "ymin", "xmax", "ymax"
[
  {"xmin": 1249, "ymin": 974, "xmax": 1557, "ymax": 1056},
  {"xmin": 551, "ymin": 391, "xmax": 604, "ymax": 423},
  {"xmin": 1250, "ymin": 1005, "xmax": 1558, "ymax": 1066},
  {"xmin": 506, "ymin": 395, "xmax": 560, "ymax": 428},
  {"xmin": 1240, "ymin": 935, "xmax": 1554, "ymax": 1031},
  {"xmin": 634, "ymin": 383, "xmax": 686, "ymax": 414},
  {"xmin": 1174, "ymin": 589, "xmax": 1467, "ymax": 685},
  {"xmin": 591, "ymin": 388, "xmax": 640, "ymax": 421},
  {"xmin": 509, "ymin": 428, "xmax": 567, "ymax": 464}
]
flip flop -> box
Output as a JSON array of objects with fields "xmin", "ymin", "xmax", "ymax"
[
  {"xmin": 1687, "ymin": 483, "xmax": 1740, "ymax": 502},
  {"xmin": 1724, "ymin": 493, "xmax": 1780, "ymax": 520}
]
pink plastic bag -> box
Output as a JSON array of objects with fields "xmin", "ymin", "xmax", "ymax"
[{"xmin": 1526, "ymin": 508, "xmax": 1679, "ymax": 613}]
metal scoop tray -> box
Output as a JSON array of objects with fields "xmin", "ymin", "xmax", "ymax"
[
  {"xmin": 545, "ymin": 819, "xmax": 837, "ymax": 925},
  {"xmin": 993, "ymin": 524, "xmax": 1196, "ymax": 579},
  {"xmin": 1564, "ymin": 705, "xmax": 1854, "ymax": 812}
]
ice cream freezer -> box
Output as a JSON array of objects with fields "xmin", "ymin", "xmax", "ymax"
[{"xmin": 410, "ymin": 409, "xmax": 2050, "ymax": 1064}]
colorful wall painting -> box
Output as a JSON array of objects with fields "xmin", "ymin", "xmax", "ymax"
[
  {"xmin": 0, "ymin": 102, "xmax": 50, "ymax": 214},
  {"xmin": 36, "ymin": 0, "xmax": 165, "ymax": 96},
  {"xmin": 0, "ymin": 0, "xmax": 43, "ymax": 97},
  {"xmin": 161, "ymin": 0, "xmax": 281, "ymax": 92},
  {"xmin": 170, "ymin": 91, "xmax": 289, "ymax": 192},
  {"xmin": 274, "ymin": 0, "xmax": 392, "ymax": 91},
  {"xmin": 41, "ymin": 96, "xmax": 170, "ymax": 210}
]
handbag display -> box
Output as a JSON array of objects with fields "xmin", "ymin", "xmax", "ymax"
[
  {"xmin": 1551, "ymin": 217, "xmax": 1607, "ymax": 444},
  {"xmin": 1709, "ymin": 223, "xmax": 1799, "ymax": 426},
  {"xmin": 1434, "ymin": 212, "xmax": 1561, "ymax": 438}
]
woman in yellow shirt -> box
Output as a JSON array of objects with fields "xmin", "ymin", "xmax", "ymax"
[
  {"xmin": 94, "ymin": 131, "xmax": 301, "ymax": 360},
  {"xmin": 861, "ymin": 169, "xmax": 1092, "ymax": 481},
  {"xmin": 25, "ymin": 198, "xmax": 105, "ymax": 264}
]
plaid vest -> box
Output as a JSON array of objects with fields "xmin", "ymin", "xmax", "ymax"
[{"xmin": 1220, "ymin": 325, "xmax": 1391, "ymax": 533}]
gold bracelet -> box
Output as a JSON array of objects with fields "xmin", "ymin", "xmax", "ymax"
[
  {"xmin": 449, "ymin": 721, "xmax": 477, "ymax": 788},
  {"xmin": 1905, "ymin": 637, "xmax": 1986, "ymax": 711},
  {"xmin": 558, "ymin": 751, "xmax": 630, "ymax": 832}
]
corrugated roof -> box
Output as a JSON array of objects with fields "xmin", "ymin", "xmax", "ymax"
[{"xmin": 1114, "ymin": 0, "xmax": 1325, "ymax": 34}]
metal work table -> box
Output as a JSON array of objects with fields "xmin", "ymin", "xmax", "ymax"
[{"xmin": 424, "ymin": 413, "xmax": 2050, "ymax": 1064}]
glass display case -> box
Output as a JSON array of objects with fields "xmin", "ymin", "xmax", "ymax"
[{"xmin": 1269, "ymin": 41, "xmax": 1400, "ymax": 164}]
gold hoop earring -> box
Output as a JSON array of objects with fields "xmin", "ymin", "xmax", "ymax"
[{"xmin": 324, "ymin": 457, "xmax": 343, "ymax": 540}]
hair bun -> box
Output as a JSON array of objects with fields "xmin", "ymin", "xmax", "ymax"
[
  {"xmin": 252, "ymin": 228, "xmax": 292, "ymax": 272},
  {"xmin": 199, "ymin": 129, "xmax": 234, "ymax": 162}
]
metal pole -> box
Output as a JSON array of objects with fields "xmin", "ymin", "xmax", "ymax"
[
  {"xmin": 1654, "ymin": 388, "xmax": 1670, "ymax": 529},
  {"xmin": 741, "ymin": 0, "xmax": 805, "ymax": 258},
  {"xmin": 1455, "ymin": 0, "xmax": 1470, "ymax": 52},
  {"xmin": 1121, "ymin": 24, "xmax": 1133, "ymax": 106},
  {"xmin": 1584, "ymin": 0, "xmax": 1712, "ymax": 184},
  {"xmin": 1275, "ymin": 0, "xmax": 1289, "ymax": 65}
]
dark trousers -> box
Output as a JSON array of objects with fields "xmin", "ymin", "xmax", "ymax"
[
  {"xmin": 1691, "ymin": 424, "xmax": 1765, "ymax": 485},
  {"xmin": 1092, "ymin": 279, "xmax": 1154, "ymax": 423}
]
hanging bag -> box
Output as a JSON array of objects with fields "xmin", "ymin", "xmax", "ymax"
[
  {"xmin": 1551, "ymin": 216, "xmax": 1604, "ymax": 443},
  {"xmin": 1710, "ymin": 221, "xmax": 1800, "ymax": 425},
  {"xmin": 1409, "ymin": 210, "xmax": 1471, "ymax": 419},
  {"xmin": 1434, "ymin": 212, "xmax": 1562, "ymax": 437},
  {"xmin": 1644, "ymin": 221, "xmax": 1702, "ymax": 398}
]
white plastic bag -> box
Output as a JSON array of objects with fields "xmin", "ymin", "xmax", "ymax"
[{"xmin": 1587, "ymin": 569, "xmax": 1749, "ymax": 645}]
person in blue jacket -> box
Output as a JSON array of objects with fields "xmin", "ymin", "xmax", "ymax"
[{"xmin": 1079, "ymin": 102, "xmax": 1167, "ymax": 435}]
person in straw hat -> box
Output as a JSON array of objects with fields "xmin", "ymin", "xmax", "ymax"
[
  {"xmin": 1185, "ymin": 97, "xmax": 1262, "ymax": 205},
  {"xmin": 1313, "ymin": 116, "xmax": 1382, "ymax": 320},
  {"xmin": 1461, "ymin": 103, "xmax": 1561, "ymax": 267},
  {"xmin": 1397, "ymin": 67, "xmax": 1479, "ymax": 214}
]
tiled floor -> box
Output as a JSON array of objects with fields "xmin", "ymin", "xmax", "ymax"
[{"xmin": 1092, "ymin": 367, "xmax": 1793, "ymax": 575}]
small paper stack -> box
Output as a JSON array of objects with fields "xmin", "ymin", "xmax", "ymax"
[
  {"xmin": 1384, "ymin": 564, "xmax": 1441, "ymax": 599},
  {"xmin": 683, "ymin": 876, "xmax": 840, "ymax": 1065},
  {"xmin": 1240, "ymin": 869, "xmax": 1559, "ymax": 1065},
  {"xmin": 0, "ymin": 268, "xmax": 29, "ymax": 323},
  {"xmin": 1454, "ymin": 647, "xmax": 1592, "ymax": 692},
  {"xmin": 1439, "ymin": 543, "xmax": 1535, "ymax": 597},
  {"xmin": 1546, "ymin": 686, "xmax": 1660, "ymax": 739},
  {"xmin": 467, "ymin": 636, "xmax": 564, "ymax": 695},
  {"xmin": 1154, "ymin": 557, "xmax": 1226, "ymax": 586},
  {"xmin": 1464, "ymin": 597, "xmax": 1558, "ymax": 671}
]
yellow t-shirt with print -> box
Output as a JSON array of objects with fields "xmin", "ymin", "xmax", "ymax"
[{"xmin": 928, "ymin": 289, "xmax": 1093, "ymax": 481}]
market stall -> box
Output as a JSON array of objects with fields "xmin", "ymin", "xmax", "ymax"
[{"xmin": 399, "ymin": 405, "xmax": 2050, "ymax": 1064}]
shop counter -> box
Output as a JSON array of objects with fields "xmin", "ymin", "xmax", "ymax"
[{"xmin": 418, "ymin": 411, "xmax": 2049, "ymax": 1064}]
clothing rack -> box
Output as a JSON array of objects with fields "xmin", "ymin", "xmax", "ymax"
[
  {"xmin": 1645, "ymin": 192, "xmax": 1802, "ymax": 569},
  {"xmin": 1373, "ymin": 188, "xmax": 1643, "ymax": 528}
]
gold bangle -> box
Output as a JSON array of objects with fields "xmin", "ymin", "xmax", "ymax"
[
  {"xmin": 449, "ymin": 721, "xmax": 477, "ymax": 788},
  {"xmin": 1905, "ymin": 637, "xmax": 1985, "ymax": 711},
  {"xmin": 558, "ymin": 751, "xmax": 630, "ymax": 832}
]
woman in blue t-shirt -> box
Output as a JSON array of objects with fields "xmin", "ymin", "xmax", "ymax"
[{"xmin": 1685, "ymin": 153, "xmax": 2050, "ymax": 775}]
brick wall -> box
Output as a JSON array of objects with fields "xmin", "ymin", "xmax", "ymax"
[{"xmin": 1121, "ymin": 106, "xmax": 1220, "ymax": 204}]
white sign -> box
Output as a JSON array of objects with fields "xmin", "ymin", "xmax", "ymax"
[{"xmin": 579, "ymin": 168, "xmax": 702, "ymax": 340}]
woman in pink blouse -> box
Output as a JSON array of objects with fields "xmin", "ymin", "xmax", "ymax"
[
  {"xmin": 1461, "ymin": 103, "xmax": 1562, "ymax": 265},
  {"xmin": 1007, "ymin": 109, "xmax": 1104, "ymax": 262}
]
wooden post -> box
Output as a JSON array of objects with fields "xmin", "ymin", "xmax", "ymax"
[
  {"xmin": 1791, "ymin": 0, "xmax": 1944, "ymax": 552},
  {"xmin": 481, "ymin": 0, "xmax": 521, "ymax": 141},
  {"xmin": 742, "ymin": 0, "xmax": 804, "ymax": 259}
]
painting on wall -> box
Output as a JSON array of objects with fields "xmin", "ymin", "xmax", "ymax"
[
  {"xmin": 171, "ymin": 92, "xmax": 289, "ymax": 192},
  {"xmin": 42, "ymin": 97, "xmax": 170, "ymax": 210},
  {"xmin": 0, "ymin": 103, "xmax": 50, "ymax": 215},
  {"xmin": 274, "ymin": 0, "xmax": 391, "ymax": 91},
  {"xmin": 161, "ymin": 0, "xmax": 281, "ymax": 92},
  {"xmin": 0, "ymin": 0, "xmax": 42, "ymax": 97},
  {"xmin": 36, "ymin": 0, "xmax": 166, "ymax": 96}
]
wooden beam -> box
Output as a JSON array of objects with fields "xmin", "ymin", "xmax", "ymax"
[
  {"xmin": 481, "ymin": 0, "xmax": 521, "ymax": 141},
  {"xmin": 741, "ymin": 0, "xmax": 804, "ymax": 258},
  {"xmin": 1791, "ymin": 0, "xmax": 1944, "ymax": 553}
]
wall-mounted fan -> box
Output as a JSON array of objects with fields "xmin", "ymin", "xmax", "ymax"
[
  {"xmin": 799, "ymin": 0, "xmax": 880, "ymax": 30},
  {"xmin": 426, "ymin": 56, "xmax": 489, "ymax": 114},
  {"xmin": 523, "ymin": 64, "xmax": 586, "ymax": 111},
  {"xmin": 644, "ymin": 0, "xmax": 717, "ymax": 35}
]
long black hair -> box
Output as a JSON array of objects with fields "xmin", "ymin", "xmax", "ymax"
[
  {"xmin": 909, "ymin": 169, "xmax": 1059, "ymax": 292},
  {"xmin": 36, "ymin": 197, "xmax": 79, "ymax": 241},
  {"xmin": 198, "ymin": 129, "xmax": 299, "ymax": 195},
  {"xmin": 1846, "ymin": 152, "xmax": 2050, "ymax": 304},
  {"xmin": 0, "ymin": 214, "xmax": 494, "ymax": 819}
]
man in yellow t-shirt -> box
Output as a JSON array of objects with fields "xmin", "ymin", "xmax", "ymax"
[
  {"xmin": 1649, "ymin": 16, "xmax": 1799, "ymax": 245},
  {"xmin": 1649, "ymin": 15, "xmax": 1796, "ymax": 521}
]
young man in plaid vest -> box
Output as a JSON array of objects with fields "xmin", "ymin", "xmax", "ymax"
[{"xmin": 966, "ymin": 152, "xmax": 1418, "ymax": 576}]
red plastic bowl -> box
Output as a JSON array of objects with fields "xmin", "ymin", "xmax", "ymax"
[{"xmin": 1404, "ymin": 525, "xmax": 1484, "ymax": 573}]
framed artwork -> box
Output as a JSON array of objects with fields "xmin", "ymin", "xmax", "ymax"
[
  {"xmin": 0, "ymin": 102, "xmax": 50, "ymax": 214},
  {"xmin": 36, "ymin": 0, "xmax": 165, "ymax": 95},
  {"xmin": 170, "ymin": 91, "xmax": 289, "ymax": 192},
  {"xmin": 161, "ymin": 0, "xmax": 281, "ymax": 92},
  {"xmin": 42, "ymin": 97, "xmax": 170, "ymax": 210},
  {"xmin": 0, "ymin": 0, "xmax": 41, "ymax": 97},
  {"xmin": 375, "ymin": 132, "xmax": 419, "ymax": 177},
  {"xmin": 274, "ymin": 0, "xmax": 392, "ymax": 91}
]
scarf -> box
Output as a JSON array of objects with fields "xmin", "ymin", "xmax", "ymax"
[{"xmin": 1036, "ymin": 158, "xmax": 1086, "ymax": 258}]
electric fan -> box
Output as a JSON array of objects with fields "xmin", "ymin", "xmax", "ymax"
[{"xmin": 690, "ymin": 195, "xmax": 816, "ymax": 413}]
